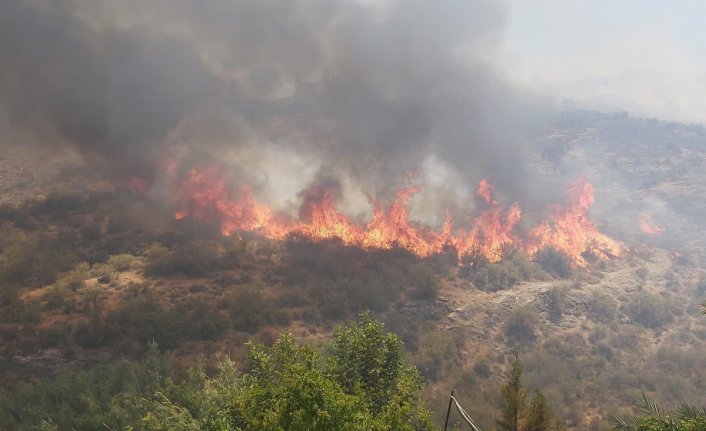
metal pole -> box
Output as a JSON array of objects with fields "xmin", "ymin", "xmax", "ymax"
[{"xmin": 444, "ymin": 390, "xmax": 455, "ymax": 431}]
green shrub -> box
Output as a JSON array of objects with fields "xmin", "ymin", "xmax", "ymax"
[
  {"xmin": 1, "ymin": 233, "xmax": 76, "ymax": 287},
  {"xmin": 107, "ymin": 254, "xmax": 136, "ymax": 271},
  {"xmin": 91, "ymin": 263, "xmax": 117, "ymax": 284},
  {"xmin": 57, "ymin": 262, "xmax": 91, "ymax": 291},
  {"xmin": 74, "ymin": 295, "xmax": 217, "ymax": 351},
  {"xmin": 42, "ymin": 285, "xmax": 74, "ymax": 312}
]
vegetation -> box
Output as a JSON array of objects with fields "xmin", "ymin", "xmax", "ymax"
[
  {"xmin": 497, "ymin": 354, "xmax": 562, "ymax": 431},
  {"xmin": 0, "ymin": 179, "xmax": 705, "ymax": 428},
  {"xmin": 611, "ymin": 395, "xmax": 706, "ymax": 431},
  {"xmin": 0, "ymin": 316, "xmax": 432, "ymax": 431}
]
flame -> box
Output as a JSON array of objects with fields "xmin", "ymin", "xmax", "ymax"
[
  {"xmin": 639, "ymin": 213, "xmax": 664, "ymax": 236},
  {"xmin": 128, "ymin": 177, "xmax": 152, "ymax": 198},
  {"xmin": 452, "ymin": 179, "xmax": 522, "ymax": 262},
  {"xmin": 164, "ymin": 166, "xmax": 623, "ymax": 267},
  {"xmin": 528, "ymin": 178, "xmax": 623, "ymax": 266}
]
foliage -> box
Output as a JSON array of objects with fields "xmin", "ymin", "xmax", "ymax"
[
  {"xmin": 226, "ymin": 283, "xmax": 279, "ymax": 332},
  {"xmin": 144, "ymin": 241, "xmax": 221, "ymax": 278},
  {"xmin": 0, "ymin": 231, "xmax": 77, "ymax": 287},
  {"xmin": 107, "ymin": 253, "xmax": 137, "ymax": 271},
  {"xmin": 505, "ymin": 307, "xmax": 538, "ymax": 343},
  {"xmin": 91, "ymin": 262, "xmax": 117, "ymax": 284},
  {"xmin": 535, "ymin": 248, "xmax": 573, "ymax": 278},
  {"xmin": 611, "ymin": 395, "xmax": 706, "ymax": 431},
  {"xmin": 524, "ymin": 391, "xmax": 554, "ymax": 431},
  {"xmin": 590, "ymin": 291, "xmax": 618, "ymax": 323},
  {"xmin": 0, "ymin": 317, "xmax": 433, "ymax": 431},
  {"xmin": 546, "ymin": 286, "xmax": 568, "ymax": 322},
  {"xmin": 498, "ymin": 353, "xmax": 528, "ymax": 431},
  {"xmin": 625, "ymin": 292, "xmax": 675, "ymax": 329},
  {"xmin": 74, "ymin": 294, "xmax": 226, "ymax": 351},
  {"xmin": 463, "ymin": 251, "xmax": 540, "ymax": 292},
  {"xmin": 498, "ymin": 354, "xmax": 560, "ymax": 431}
]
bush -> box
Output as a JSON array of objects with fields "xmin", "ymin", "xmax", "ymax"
[
  {"xmin": 505, "ymin": 307, "xmax": 538, "ymax": 343},
  {"xmin": 57, "ymin": 262, "xmax": 91, "ymax": 291},
  {"xmin": 462, "ymin": 251, "xmax": 540, "ymax": 292},
  {"xmin": 91, "ymin": 263, "xmax": 117, "ymax": 284},
  {"xmin": 468, "ymin": 263, "xmax": 520, "ymax": 291},
  {"xmin": 547, "ymin": 286, "xmax": 568, "ymax": 322},
  {"xmin": 74, "ymin": 294, "xmax": 218, "ymax": 351},
  {"xmin": 1, "ymin": 233, "xmax": 76, "ymax": 287},
  {"xmin": 535, "ymin": 247, "xmax": 573, "ymax": 278},
  {"xmin": 626, "ymin": 292, "xmax": 674, "ymax": 329},
  {"xmin": 144, "ymin": 241, "xmax": 220, "ymax": 278},
  {"xmin": 589, "ymin": 291, "xmax": 617, "ymax": 323},
  {"xmin": 107, "ymin": 254, "xmax": 136, "ymax": 271},
  {"xmin": 42, "ymin": 285, "xmax": 75, "ymax": 312},
  {"xmin": 227, "ymin": 284, "xmax": 275, "ymax": 333}
]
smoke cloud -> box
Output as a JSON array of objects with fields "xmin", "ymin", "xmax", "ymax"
[{"xmin": 0, "ymin": 0, "xmax": 557, "ymax": 220}]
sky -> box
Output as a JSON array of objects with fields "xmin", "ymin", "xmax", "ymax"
[{"xmin": 503, "ymin": 0, "xmax": 706, "ymax": 125}]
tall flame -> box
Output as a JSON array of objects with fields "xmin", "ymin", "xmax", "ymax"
[
  {"xmin": 164, "ymin": 167, "xmax": 623, "ymax": 266},
  {"xmin": 528, "ymin": 178, "xmax": 623, "ymax": 266}
]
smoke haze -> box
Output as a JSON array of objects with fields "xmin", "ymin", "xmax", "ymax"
[{"xmin": 0, "ymin": 0, "xmax": 558, "ymax": 221}]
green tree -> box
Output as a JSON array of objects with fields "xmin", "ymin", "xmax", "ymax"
[
  {"xmin": 498, "ymin": 353, "xmax": 528, "ymax": 431},
  {"xmin": 524, "ymin": 391, "xmax": 553, "ymax": 431},
  {"xmin": 1, "ymin": 317, "xmax": 433, "ymax": 431},
  {"xmin": 611, "ymin": 395, "xmax": 706, "ymax": 431}
]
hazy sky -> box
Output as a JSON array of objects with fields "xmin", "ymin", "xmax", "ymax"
[{"xmin": 503, "ymin": 0, "xmax": 706, "ymax": 124}]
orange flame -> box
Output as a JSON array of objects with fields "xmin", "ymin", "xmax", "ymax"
[
  {"xmin": 528, "ymin": 178, "xmax": 623, "ymax": 266},
  {"xmin": 639, "ymin": 213, "xmax": 664, "ymax": 236},
  {"xmin": 166, "ymin": 167, "xmax": 622, "ymax": 266}
]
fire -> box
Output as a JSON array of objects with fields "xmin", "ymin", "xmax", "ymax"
[
  {"xmin": 363, "ymin": 187, "xmax": 437, "ymax": 256},
  {"xmin": 163, "ymin": 166, "xmax": 623, "ymax": 266},
  {"xmin": 452, "ymin": 179, "xmax": 522, "ymax": 262},
  {"xmin": 528, "ymin": 178, "xmax": 623, "ymax": 266},
  {"xmin": 639, "ymin": 213, "xmax": 664, "ymax": 236}
]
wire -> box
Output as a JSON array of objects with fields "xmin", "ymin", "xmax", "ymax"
[{"xmin": 451, "ymin": 396, "xmax": 483, "ymax": 431}]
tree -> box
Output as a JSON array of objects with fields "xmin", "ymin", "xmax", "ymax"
[
  {"xmin": 611, "ymin": 395, "xmax": 706, "ymax": 431},
  {"xmin": 498, "ymin": 353, "xmax": 528, "ymax": 431},
  {"xmin": 524, "ymin": 391, "xmax": 553, "ymax": 431},
  {"xmin": 1, "ymin": 317, "xmax": 433, "ymax": 431}
]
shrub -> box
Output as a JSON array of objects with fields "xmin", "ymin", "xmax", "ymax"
[
  {"xmin": 547, "ymin": 286, "xmax": 568, "ymax": 322},
  {"xmin": 91, "ymin": 263, "xmax": 117, "ymax": 284},
  {"xmin": 473, "ymin": 356, "xmax": 492, "ymax": 378},
  {"xmin": 107, "ymin": 254, "xmax": 136, "ymax": 271},
  {"xmin": 462, "ymin": 251, "xmax": 540, "ymax": 292},
  {"xmin": 626, "ymin": 292, "xmax": 674, "ymax": 329},
  {"xmin": 505, "ymin": 307, "xmax": 538, "ymax": 343},
  {"xmin": 589, "ymin": 291, "xmax": 617, "ymax": 323},
  {"xmin": 1, "ymin": 233, "xmax": 76, "ymax": 287},
  {"xmin": 57, "ymin": 262, "xmax": 91, "ymax": 291},
  {"xmin": 74, "ymin": 295, "xmax": 214, "ymax": 351},
  {"xmin": 535, "ymin": 247, "xmax": 573, "ymax": 278},
  {"xmin": 227, "ymin": 284, "xmax": 274, "ymax": 333},
  {"xmin": 42, "ymin": 285, "xmax": 75, "ymax": 312},
  {"xmin": 144, "ymin": 241, "xmax": 220, "ymax": 278}
]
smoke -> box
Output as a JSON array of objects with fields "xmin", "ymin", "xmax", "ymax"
[{"xmin": 0, "ymin": 0, "xmax": 556, "ymax": 218}]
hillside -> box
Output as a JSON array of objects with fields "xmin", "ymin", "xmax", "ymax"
[{"xmin": 1, "ymin": 111, "xmax": 705, "ymax": 429}]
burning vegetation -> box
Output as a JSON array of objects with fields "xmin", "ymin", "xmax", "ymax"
[{"xmin": 155, "ymin": 164, "xmax": 624, "ymax": 267}]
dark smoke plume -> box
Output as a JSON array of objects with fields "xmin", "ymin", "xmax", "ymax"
[{"xmin": 0, "ymin": 0, "xmax": 557, "ymax": 218}]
